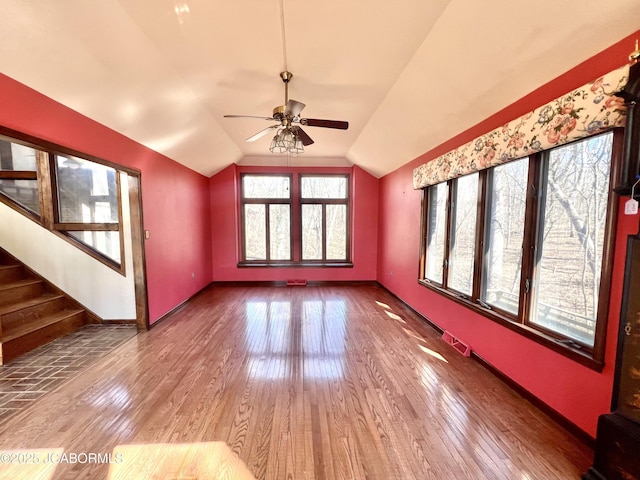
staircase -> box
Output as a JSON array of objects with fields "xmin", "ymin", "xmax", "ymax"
[{"xmin": 0, "ymin": 248, "xmax": 97, "ymax": 364}]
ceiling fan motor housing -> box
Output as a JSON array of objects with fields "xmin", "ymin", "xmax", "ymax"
[{"xmin": 272, "ymin": 105, "xmax": 286, "ymax": 121}]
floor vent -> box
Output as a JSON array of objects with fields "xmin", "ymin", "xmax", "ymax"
[
  {"xmin": 286, "ymin": 279, "xmax": 307, "ymax": 286},
  {"xmin": 442, "ymin": 331, "xmax": 471, "ymax": 357}
]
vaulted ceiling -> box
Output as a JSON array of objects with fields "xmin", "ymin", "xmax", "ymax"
[{"xmin": 1, "ymin": 1, "xmax": 639, "ymax": 178}]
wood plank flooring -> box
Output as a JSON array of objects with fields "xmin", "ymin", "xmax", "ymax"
[{"xmin": 0, "ymin": 284, "xmax": 592, "ymax": 479}]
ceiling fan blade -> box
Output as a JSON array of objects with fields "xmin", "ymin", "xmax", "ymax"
[
  {"xmin": 245, "ymin": 125, "xmax": 279, "ymax": 142},
  {"xmin": 292, "ymin": 126, "xmax": 314, "ymax": 146},
  {"xmin": 285, "ymin": 99, "xmax": 306, "ymax": 118},
  {"xmin": 224, "ymin": 114, "xmax": 275, "ymax": 121},
  {"xmin": 300, "ymin": 118, "xmax": 349, "ymax": 130}
]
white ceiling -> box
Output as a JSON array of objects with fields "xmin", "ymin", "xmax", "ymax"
[{"xmin": 0, "ymin": 1, "xmax": 639, "ymax": 178}]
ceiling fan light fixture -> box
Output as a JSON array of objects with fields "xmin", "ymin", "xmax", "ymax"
[
  {"xmin": 269, "ymin": 128, "xmax": 304, "ymax": 155},
  {"xmin": 291, "ymin": 135, "xmax": 304, "ymax": 155}
]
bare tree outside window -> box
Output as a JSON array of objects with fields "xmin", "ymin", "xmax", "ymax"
[
  {"xmin": 326, "ymin": 204, "xmax": 347, "ymax": 260},
  {"xmin": 302, "ymin": 204, "xmax": 322, "ymax": 260},
  {"xmin": 244, "ymin": 204, "xmax": 267, "ymax": 260},
  {"xmin": 425, "ymin": 182, "xmax": 447, "ymax": 284},
  {"xmin": 531, "ymin": 132, "xmax": 613, "ymax": 345},
  {"xmin": 482, "ymin": 159, "xmax": 528, "ymax": 314},
  {"xmin": 241, "ymin": 175, "xmax": 291, "ymax": 263},
  {"xmin": 300, "ymin": 175, "xmax": 349, "ymax": 262},
  {"xmin": 449, "ymin": 173, "xmax": 478, "ymax": 295}
]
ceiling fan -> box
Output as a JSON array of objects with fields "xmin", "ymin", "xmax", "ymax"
[{"xmin": 224, "ymin": 71, "xmax": 348, "ymax": 153}]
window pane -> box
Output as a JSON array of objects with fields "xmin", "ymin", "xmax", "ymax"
[
  {"xmin": 68, "ymin": 231, "xmax": 121, "ymax": 263},
  {"xmin": 269, "ymin": 204, "xmax": 290, "ymax": 260},
  {"xmin": 302, "ymin": 204, "xmax": 322, "ymax": 260},
  {"xmin": 425, "ymin": 183, "xmax": 447, "ymax": 284},
  {"xmin": 56, "ymin": 155, "xmax": 118, "ymax": 223},
  {"xmin": 244, "ymin": 204, "xmax": 266, "ymax": 260},
  {"xmin": 448, "ymin": 174, "xmax": 478, "ymax": 295},
  {"xmin": 0, "ymin": 179, "xmax": 40, "ymax": 214},
  {"xmin": 481, "ymin": 159, "xmax": 528, "ymax": 314},
  {"xmin": 0, "ymin": 140, "xmax": 37, "ymax": 171},
  {"xmin": 531, "ymin": 132, "xmax": 613, "ymax": 345},
  {"xmin": 301, "ymin": 176, "xmax": 347, "ymax": 199},
  {"xmin": 326, "ymin": 204, "xmax": 347, "ymax": 260},
  {"xmin": 242, "ymin": 175, "xmax": 290, "ymax": 199}
]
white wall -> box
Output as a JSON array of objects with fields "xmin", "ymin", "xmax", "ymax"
[{"xmin": 0, "ymin": 172, "xmax": 136, "ymax": 320}]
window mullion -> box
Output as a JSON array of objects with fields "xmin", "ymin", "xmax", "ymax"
[
  {"xmin": 321, "ymin": 203, "xmax": 327, "ymax": 261},
  {"xmin": 443, "ymin": 180, "xmax": 454, "ymax": 289},
  {"xmin": 472, "ymin": 171, "xmax": 488, "ymax": 302},
  {"xmin": 265, "ymin": 202, "xmax": 271, "ymax": 262},
  {"xmin": 36, "ymin": 151, "xmax": 54, "ymax": 228},
  {"xmin": 418, "ymin": 189, "xmax": 428, "ymax": 280},
  {"xmin": 519, "ymin": 154, "xmax": 542, "ymax": 325}
]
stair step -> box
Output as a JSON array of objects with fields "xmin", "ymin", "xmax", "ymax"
[
  {"xmin": 0, "ymin": 278, "xmax": 45, "ymax": 306},
  {"xmin": 0, "ymin": 246, "xmax": 97, "ymax": 364},
  {"xmin": 0, "ymin": 264, "xmax": 25, "ymax": 283},
  {"xmin": 0, "ymin": 250, "xmax": 18, "ymax": 266},
  {"xmin": 3, "ymin": 308, "xmax": 86, "ymax": 343},
  {"xmin": 0, "ymin": 293, "xmax": 67, "ymax": 328},
  {"xmin": 1, "ymin": 309, "xmax": 87, "ymax": 364}
]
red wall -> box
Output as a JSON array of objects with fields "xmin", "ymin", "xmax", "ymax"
[
  {"xmin": 210, "ymin": 164, "xmax": 378, "ymax": 281},
  {"xmin": 0, "ymin": 73, "xmax": 213, "ymax": 324},
  {"xmin": 377, "ymin": 31, "xmax": 640, "ymax": 437}
]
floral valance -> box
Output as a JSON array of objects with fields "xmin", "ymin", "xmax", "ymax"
[{"xmin": 413, "ymin": 64, "xmax": 630, "ymax": 189}]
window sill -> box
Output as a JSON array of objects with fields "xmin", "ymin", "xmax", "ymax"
[
  {"xmin": 417, "ymin": 279, "xmax": 604, "ymax": 372},
  {"xmin": 238, "ymin": 261, "xmax": 353, "ymax": 268}
]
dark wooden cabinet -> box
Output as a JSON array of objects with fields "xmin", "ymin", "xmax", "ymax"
[
  {"xmin": 585, "ymin": 414, "xmax": 640, "ymax": 480},
  {"xmin": 584, "ymin": 236, "xmax": 640, "ymax": 480},
  {"xmin": 613, "ymin": 236, "xmax": 640, "ymax": 426}
]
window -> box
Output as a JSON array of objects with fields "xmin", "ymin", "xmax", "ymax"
[
  {"xmin": 0, "ymin": 139, "xmax": 41, "ymax": 216},
  {"xmin": 448, "ymin": 173, "xmax": 478, "ymax": 296},
  {"xmin": 0, "ymin": 133, "xmax": 125, "ymax": 272},
  {"xmin": 419, "ymin": 131, "xmax": 619, "ymax": 368},
  {"xmin": 300, "ymin": 175, "xmax": 349, "ymax": 262},
  {"xmin": 241, "ymin": 174, "xmax": 292, "ymax": 262},
  {"xmin": 424, "ymin": 183, "xmax": 447, "ymax": 284},
  {"xmin": 481, "ymin": 159, "xmax": 528, "ymax": 315},
  {"xmin": 239, "ymin": 173, "xmax": 351, "ymax": 266},
  {"xmin": 54, "ymin": 155, "xmax": 122, "ymax": 264},
  {"xmin": 530, "ymin": 135, "xmax": 613, "ymax": 346}
]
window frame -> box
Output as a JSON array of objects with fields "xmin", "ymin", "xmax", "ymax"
[
  {"xmin": 423, "ymin": 181, "xmax": 449, "ymax": 286},
  {"xmin": 299, "ymin": 173, "xmax": 351, "ymax": 264},
  {"xmin": 418, "ymin": 129, "xmax": 623, "ymax": 370},
  {"xmin": 50, "ymin": 156, "xmax": 124, "ymax": 269},
  {"xmin": 0, "ymin": 135, "xmax": 41, "ymax": 220},
  {"xmin": 239, "ymin": 173, "xmax": 294, "ymax": 265},
  {"xmin": 446, "ymin": 172, "xmax": 480, "ymax": 298},
  {"xmin": 238, "ymin": 172, "xmax": 352, "ymax": 268}
]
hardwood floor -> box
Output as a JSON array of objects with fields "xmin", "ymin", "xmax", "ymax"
[{"xmin": 0, "ymin": 284, "xmax": 592, "ymax": 479}]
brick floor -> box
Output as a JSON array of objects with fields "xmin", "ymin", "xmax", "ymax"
[{"xmin": 0, "ymin": 324, "xmax": 136, "ymax": 425}]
